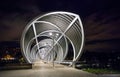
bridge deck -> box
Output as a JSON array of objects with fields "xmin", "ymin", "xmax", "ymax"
[{"xmin": 0, "ymin": 61, "xmax": 97, "ymax": 77}]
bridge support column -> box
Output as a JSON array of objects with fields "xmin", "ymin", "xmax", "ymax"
[{"xmin": 72, "ymin": 61, "xmax": 76, "ymax": 68}]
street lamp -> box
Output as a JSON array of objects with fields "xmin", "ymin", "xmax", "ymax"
[{"xmin": 49, "ymin": 32, "xmax": 59, "ymax": 67}]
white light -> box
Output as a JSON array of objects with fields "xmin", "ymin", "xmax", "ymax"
[
  {"xmin": 56, "ymin": 33, "xmax": 59, "ymax": 36},
  {"xmin": 49, "ymin": 32, "xmax": 53, "ymax": 36}
]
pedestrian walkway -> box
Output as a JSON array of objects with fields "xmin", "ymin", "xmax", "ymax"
[{"xmin": 0, "ymin": 61, "xmax": 97, "ymax": 77}]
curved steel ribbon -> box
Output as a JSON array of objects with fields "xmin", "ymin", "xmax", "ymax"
[{"xmin": 21, "ymin": 11, "xmax": 84, "ymax": 64}]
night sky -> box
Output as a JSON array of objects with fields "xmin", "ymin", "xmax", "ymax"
[{"xmin": 0, "ymin": 0, "xmax": 120, "ymax": 53}]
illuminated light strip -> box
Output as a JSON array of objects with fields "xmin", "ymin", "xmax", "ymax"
[
  {"xmin": 43, "ymin": 16, "xmax": 78, "ymax": 59},
  {"xmin": 32, "ymin": 23, "xmax": 41, "ymax": 59},
  {"xmin": 73, "ymin": 16, "xmax": 84, "ymax": 61}
]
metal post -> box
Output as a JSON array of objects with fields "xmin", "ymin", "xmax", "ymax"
[
  {"xmin": 52, "ymin": 36, "xmax": 54, "ymax": 67},
  {"xmin": 72, "ymin": 61, "xmax": 76, "ymax": 68}
]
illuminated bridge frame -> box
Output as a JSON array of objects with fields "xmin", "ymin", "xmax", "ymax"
[{"xmin": 21, "ymin": 11, "xmax": 84, "ymax": 64}]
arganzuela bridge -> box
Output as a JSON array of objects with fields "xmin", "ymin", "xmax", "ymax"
[{"xmin": 21, "ymin": 11, "xmax": 84, "ymax": 67}]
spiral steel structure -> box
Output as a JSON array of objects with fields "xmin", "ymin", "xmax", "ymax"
[{"xmin": 21, "ymin": 12, "xmax": 84, "ymax": 64}]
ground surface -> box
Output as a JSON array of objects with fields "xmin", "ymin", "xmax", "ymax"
[{"xmin": 0, "ymin": 61, "xmax": 97, "ymax": 77}]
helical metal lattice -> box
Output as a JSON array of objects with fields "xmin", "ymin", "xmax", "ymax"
[{"xmin": 21, "ymin": 12, "xmax": 84, "ymax": 64}]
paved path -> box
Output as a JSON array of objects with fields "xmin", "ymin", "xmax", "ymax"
[{"xmin": 0, "ymin": 62, "xmax": 97, "ymax": 77}]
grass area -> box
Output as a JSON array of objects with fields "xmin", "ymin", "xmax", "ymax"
[{"xmin": 82, "ymin": 68, "xmax": 120, "ymax": 74}]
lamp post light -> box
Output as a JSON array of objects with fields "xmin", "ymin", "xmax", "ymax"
[{"xmin": 49, "ymin": 32, "xmax": 59, "ymax": 67}]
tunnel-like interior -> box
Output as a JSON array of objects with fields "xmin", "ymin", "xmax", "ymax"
[{"xmin": 21, "ymin": 12, "xmax": 84, "ymax": 64}]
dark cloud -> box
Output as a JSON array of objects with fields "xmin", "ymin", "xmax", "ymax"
[
  {"xmin": 0, "ymin": 0, "xmax": 42, "ymax": 41},
  {"xmin": 84, "ymin": 9, "xmax": 120, "ymax": 52},
  {"xmin": 0, "ymin": 12, "xmax": 41, "ymax": 41}
]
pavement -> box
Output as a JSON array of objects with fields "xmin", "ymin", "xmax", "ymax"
[{"xmin": 0, "ymin": 61, "xmax": 97, "ymax": 77}]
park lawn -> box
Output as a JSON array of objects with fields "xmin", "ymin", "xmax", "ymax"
[{"xmin": 82, "ymin": 68, "xmax": 120, "ymax": 74}]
